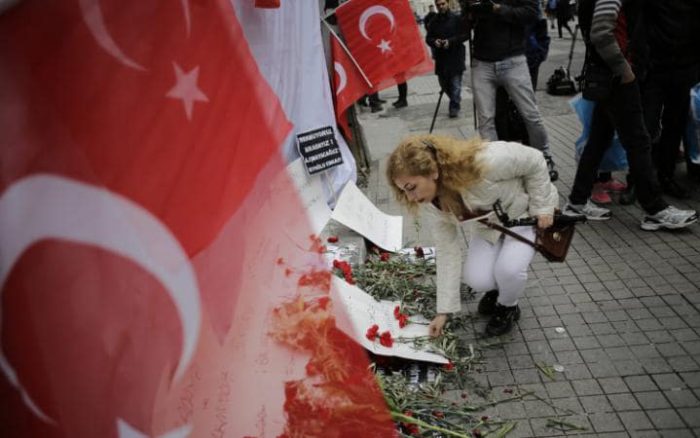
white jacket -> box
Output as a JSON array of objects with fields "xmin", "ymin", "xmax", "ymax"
[{"xmin": 421, "ymin": 141, "xmax": 559, "ymax": 314}]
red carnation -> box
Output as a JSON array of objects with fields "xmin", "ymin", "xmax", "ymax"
[
  {"xmin": 317, "ymin": 296, "xmax": 330, "ymax": 310},
  {"xmin": 380, "ymin": 252, "xmax": 391, "ymax": 262},
  {"xmin": 393, "ymin": 305, "xmax": 401, "ymax": 319},
  {"xmin": 398, "ymin": 313, "xmax": 408, "ymax": 328},
  {"xmin": 443, "ymin": 361, "xmax": 455, "ymax": 371},
  {"xmin": 327, "ymin": 235, "xmax": 339, "ymax": 243},
  {"xmin": 414, "ymin": 246, "xmax": 425, "ymax": 258},
  {"xmin": 365, "ymin": 324, "xmax": 379, "ymax": 341},
  {"xmin": 379, "ymin": 330, "xmax": 393, "ymax": 347}
]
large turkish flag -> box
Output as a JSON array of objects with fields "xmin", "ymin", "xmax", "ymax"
[
  {"xmin": 0, "ymin": 0, "xmax": 290, "ymax": 435},
  {"xmin": 336, "ymin": 0, "xmax": 432, "ymax": 91},
  {"xmin": 0, "ymin": 0, "xmax": 393, "ymax": 437}
]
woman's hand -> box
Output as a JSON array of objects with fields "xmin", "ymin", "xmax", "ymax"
[
  {"xmin": 428, "ymin": 313, "xmax": 448, "ymax": 338},
  {"xmin": 537, "ymin": 214, "xmax": 554, "ymax": 229}
]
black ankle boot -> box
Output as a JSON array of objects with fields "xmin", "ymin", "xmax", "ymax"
[
  {"xmin": 485, "ymin": 304, "xmax": 520, "ymax": 337},
  {"xmin": 477, "ymin": 290, "xmax": 499, "ymax": 315}
]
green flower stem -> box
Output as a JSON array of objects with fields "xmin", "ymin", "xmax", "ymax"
[
  {"xmin": 545, "ymin": 418, "xmax": 588, "ymax": 431},
  {"xmin": 488, "ymin": 422, "xmax": 516, "ymax": 437},
  {"xmin": 391, "ymin": 412, "xmax": 473, "ymax": 438}
]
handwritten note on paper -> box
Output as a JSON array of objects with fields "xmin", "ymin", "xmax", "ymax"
[
  {"xmin": 270, "ymin": 158, "xmax": 332, "ymax": 236},
  {"xmin": 329, "ymin": 276, "xmax": 448, "ymax": 364},
  {"xmin": 331, "ymin": 181, "xmax": 403, "ymax": 252}
]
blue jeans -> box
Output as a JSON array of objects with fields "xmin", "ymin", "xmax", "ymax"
[
  {"xmin": 437, "ymin": 72, "xmax": 462, "ymax": 114},
  {"xmin": 472, "ymin": 55, "xmax": 550, "ymax": 155}
]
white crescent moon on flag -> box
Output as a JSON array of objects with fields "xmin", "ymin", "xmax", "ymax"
[
  {"xmin": 334, "ymin": 62, "xmax": 347, "ymax": 94},
  {"xmin": 0, "ymin": 174, "xmax": 201, "ymax": 422},
  {"xmin": 359, "ymin": 5, "xmax": 395, "ymax": 41},
  {"xmin": 79, "ymin": 0, "xmax": 146, "ymax": 70},
  {"xmin": 79, "ymin": 0, "xmax": 192, "ymax": 68},
  {"xmin": 117, "ymin": 418, "xmax": 192, "ymax": 438}
]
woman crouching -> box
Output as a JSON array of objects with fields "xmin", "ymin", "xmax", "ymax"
[{"xmin": 386, "ymin": 135, "xmax": 559, "ymax": 337}]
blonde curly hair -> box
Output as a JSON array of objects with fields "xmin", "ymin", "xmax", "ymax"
[{"xmin": 386, "ymin": 134, "xmax": 487, "ymax": 214}]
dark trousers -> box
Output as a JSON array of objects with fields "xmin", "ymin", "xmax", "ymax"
[
  {"xmin": 557, "ymin": 18, "xmax": 572, "ymax": 38},
  {"xmin": 397, "ymin": 82, "xmax": 407, "ymax": 100},
  {"xmin": 437, "ymin": 72, "xmax": 462, "ymax": 114},
  {"xmin": 569, "ymin": 79, "xmax": 667, "ymax": 214},
  {"xmin": 642, "ymin": 64, "xmax": 699, "ymax": 179}
]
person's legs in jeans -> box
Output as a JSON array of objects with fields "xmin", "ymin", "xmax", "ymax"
[
  {"xmin": 609, "ymin": 80, "xmax": 667, "ymax": 214},
  {"xmin": 463, "ymin": 234, "xmax": 499, "ymax": 294},
  {"xmin": 569, "ymin": 103, "xmax": 616, "ymax": 204},
  {"xmin": 472, "ymin": 59, "xmax": 499, "ymax": 140},
  {"xmin": 493, "ymin": 226, "xmax": 536, "ymax": 307},
  {"xmin": 447, "ymin": 73, "xmax": 463, "ymax": 116},
  {"xmin": 502, "ymin": 56, "xmax": 551, "ymax": 157}
]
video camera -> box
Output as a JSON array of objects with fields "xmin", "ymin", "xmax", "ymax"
[{"xmin": 492, "ymin": 200, "xmax": 587, "ymax": 228}]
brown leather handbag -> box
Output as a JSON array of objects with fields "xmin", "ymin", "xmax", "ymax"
[{"xmin": 479, "ymin": 218, "xmax": 576, "ymax": 263}]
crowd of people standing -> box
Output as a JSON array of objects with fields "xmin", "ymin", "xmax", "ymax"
[{"xmin": 385, "ymin": 0, "xmax": 699, "ymax": 337}]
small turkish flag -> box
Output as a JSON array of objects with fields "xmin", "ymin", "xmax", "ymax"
[
  {"xmin": 330, "ymin": 31, "xmax": 371, "ymax": 138},
  {"xmin": 336, "ymin": 0, "xmax": 430, "ymax": 90}
]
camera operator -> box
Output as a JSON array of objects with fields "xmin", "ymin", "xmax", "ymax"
[
  {"xmin": 426, "ymin": 0, "xmax": 470, "ymax": 118},
  {"xmin": 465, "ymin": 0, "xmax": 557, "ymax": 178}
]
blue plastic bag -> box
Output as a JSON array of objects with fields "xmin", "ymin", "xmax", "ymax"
[
  {"xmin": 570, "ymin": 94, "xmax": 628, "ymax": 172},
  {"xmin": 684, "ymin": 83, "xmax": 700, "ymax": 165}
]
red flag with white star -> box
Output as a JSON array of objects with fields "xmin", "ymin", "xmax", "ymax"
[
  {"xmin": 330, "ymin": 31, "xmax": 371, "ymax": 139},
  {"xmin": 335, "ymin": 0, "xmax": 431, "ymax": 90}
]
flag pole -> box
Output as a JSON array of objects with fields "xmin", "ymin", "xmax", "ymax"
[{"xmin": 322, "ymin": 20, "xmax": 374, "ymax": 89}]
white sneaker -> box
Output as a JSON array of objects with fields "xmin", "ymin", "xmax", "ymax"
[
  {"xmin": 563, "ymin": 200, "xmax": 612, "ymax": 220},
  {"xmin": 640, "ymin": 206, "xmax": 698, "ymax": 231}
]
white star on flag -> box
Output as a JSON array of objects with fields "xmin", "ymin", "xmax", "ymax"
[
  {"xmin": 166, "ymin": 63, "xmax": 209, "ymax": 120},
  {"xmin": 377, "ymin": 39, "xmax": 392, "ymax": 54}
]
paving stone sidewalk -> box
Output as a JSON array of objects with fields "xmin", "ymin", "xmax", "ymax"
[{"xmin": 354, "ymin": 35, "xmax": 700, "ymax": 437}]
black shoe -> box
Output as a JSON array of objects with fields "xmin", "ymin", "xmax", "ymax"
[
  {"xmin": 477, "ymin": 290, "xmax": 499, "ymax": 315},
  {"xmin": 485, "ymin": 304, "xmax": 520, "ymax": 337},
  {"xmin": 448, "ymin": 111, "xmax": 459, "ymax": 118},
  {"xmin": 392, "ymin": 99, "xmax": 408, "ymax": 108},
  {"xmin": 370, "ymin": 104, "xmax": 383, "ymax": 113},
  {"xmin": 660, "ymin": 177, "xmax": 690, "ymax": 199}
]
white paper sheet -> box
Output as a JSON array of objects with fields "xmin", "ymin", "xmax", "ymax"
[
  {"xmin": 330, "ymin": 181, "xmax": 403, "ymax": 252},
  {"xmin": 330, "ymin": 276, "xmax": 448, "ymax": 364}
]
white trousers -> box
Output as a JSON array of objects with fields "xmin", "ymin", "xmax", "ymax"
[{"xmin": 462, "ymin": 226, "xmax": 536, "ymax": 307}]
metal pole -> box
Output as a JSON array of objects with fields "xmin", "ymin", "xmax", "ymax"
[{"xmin": 429, "ymin": 90, "xmax": 444, "ymax": 134}]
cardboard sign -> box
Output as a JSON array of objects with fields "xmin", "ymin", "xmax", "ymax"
[
  {"xmin": 330, "ymin": 276, "xmax": 448, "ymax": 364},
  {"xmin": 296, "ymin": 126, "xmax": 343, "ymax": 175}
]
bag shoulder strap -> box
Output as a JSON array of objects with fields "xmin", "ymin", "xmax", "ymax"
[{"xmin": 478, "ymin": 219, "xmax": 542, "ymax": 251}]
